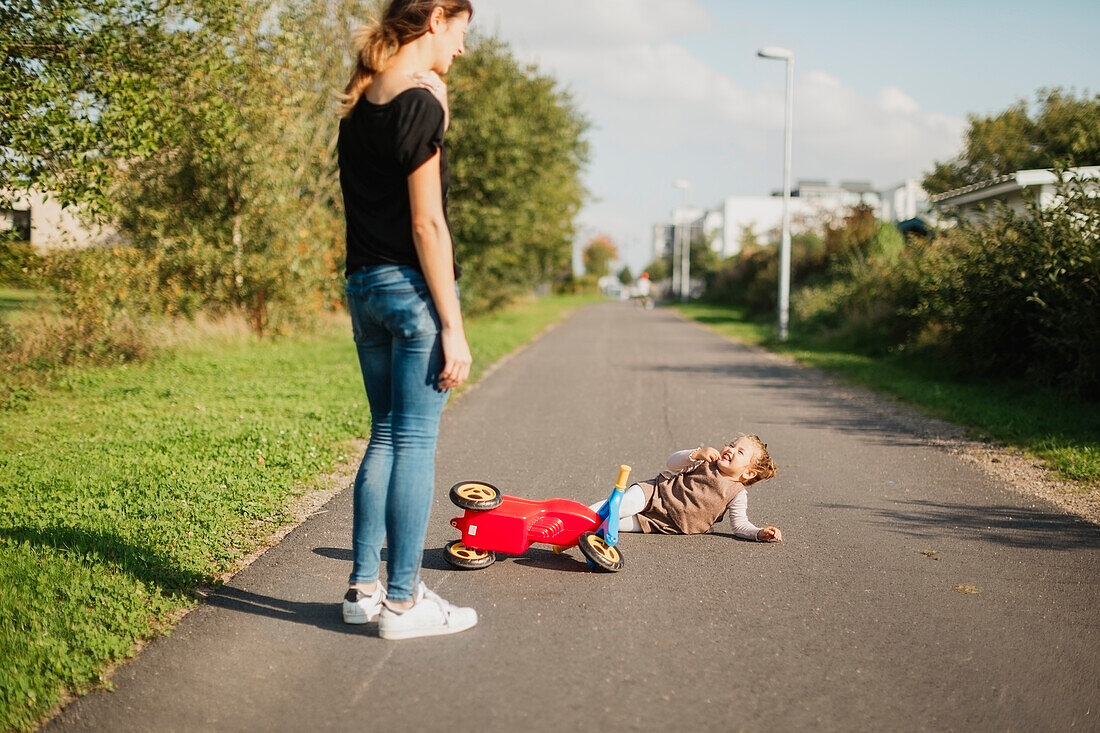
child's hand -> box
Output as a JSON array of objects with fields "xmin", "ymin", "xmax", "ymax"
[
  {"xmin": 756, "ymin": 526, "xmax": 783, "ymax": 542},
  {"xmin": 692, "ymin": 446, "xmax": 721, "ymax": 462}
]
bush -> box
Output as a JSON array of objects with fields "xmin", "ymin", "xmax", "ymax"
[
  {"xmin": 704, "ymin": 244, "xmax": 776, "ymax": 315},
  {"xmin": 2, "ymin": 247, "xmax": 157, "ymax": 381},
  {"xmin": 553, "ymin": 272, "xmax": 599, "ymax": 296},
  {"xmin": 704, "ymin": 229, "xmax": 826, "ymax": 318},
  {"xmin": 0, "ymin": 238, "xmax": 40, "ymax": 287},
  {"xmin": 784, "ymin": 176, "xmax": 1098, "ymax": 399},
  {"xmin": 791, "ymin": 218, "xmax": 922, "ymax": 351},
  {"xmin": 915, "ymin": 177, "xmax": 1099, "ymax": 398}
]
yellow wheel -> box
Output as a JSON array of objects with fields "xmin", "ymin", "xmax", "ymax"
[
  {"xmin": 444, "ymin": 540, "xmax": 496, "ymax": 570},
  {"xmin": 578, "ymin": 532, "xmax": 624, "ymax": 572},
  {"xmin": 449, "ymin": 481, "xmax": 503, "ymax": 510}
]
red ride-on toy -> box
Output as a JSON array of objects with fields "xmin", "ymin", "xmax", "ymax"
[{"xmin": 444, "ymin": 465, "xmax": 633, "ymax": 572}]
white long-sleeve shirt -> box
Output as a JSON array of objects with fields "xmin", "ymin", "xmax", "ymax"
[{"xmin": 664, "ymin": 450, "xmax": 762, "ymax": 540}]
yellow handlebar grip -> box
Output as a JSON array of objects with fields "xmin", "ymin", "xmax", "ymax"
[{"xmin": 615, "ymin": 464, "xmax": 632, "ymax": 490}]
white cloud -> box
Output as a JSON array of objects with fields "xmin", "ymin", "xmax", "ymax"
[
  {"xmin": 793, "ymin": 71, "xmax": 965, "ymax": 182},
  {"xmin": 473, "ymin": 0, "xmax": 712, "ymax": 46},
  {"xmin": 466, "ymin": 1, "xmax": 966, "ymax": 268},
  {"xmin": 877, "ymin": 86, "xmax": 920, "ymax": 115}
]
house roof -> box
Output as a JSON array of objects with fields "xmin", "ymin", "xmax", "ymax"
[{"xmin": 930, "ymin": 165, "xmax": 1100, "ymax": 207}]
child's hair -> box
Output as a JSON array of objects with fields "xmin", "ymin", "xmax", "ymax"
[
  {"xmin": 739, "ymin": 434, "xmax": 776, "ymax": 486},
  {"xmin": 340, "ymin": 0, "xmax": 473, "ymax": 118}
]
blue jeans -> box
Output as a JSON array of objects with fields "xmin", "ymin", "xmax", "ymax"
[{"xmin": 345, "ymin": 265, "xmax": 451, "ymax": 602}]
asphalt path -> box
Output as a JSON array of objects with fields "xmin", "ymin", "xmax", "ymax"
[{"xmin": 46, "ymin": 302, "xmax": 1100, "ymax": 732}]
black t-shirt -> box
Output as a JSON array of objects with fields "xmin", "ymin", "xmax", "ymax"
[{"xmin": 338, "ymin": 87, "xmax": 458, "ymax": 278}]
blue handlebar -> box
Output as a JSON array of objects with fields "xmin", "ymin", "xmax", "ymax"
[
  {"xmin": 594, "ymin": 464, "xmax": 631, "ymax": 548},
  {"xmin": 598, "ymin": 486, "xmax": 624, "ymax": 547}
]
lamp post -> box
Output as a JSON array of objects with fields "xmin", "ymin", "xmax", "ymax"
[
  {"xmin": 673, "ymin": 179, "xmax": 691, "ymax": 301},
  {"xmin": 757, "ymin": 45, "xmax": 794, "ymax": 341}
]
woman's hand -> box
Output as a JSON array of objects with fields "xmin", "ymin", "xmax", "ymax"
[
  {"xmin": 438, "ymin": 325, "xmax": 471, "ymax": 391},
  {"xmin": 756, "ymin": 526, "xmax": 783, "ymax": 543},
  {"xmin": 411, "ymin": 70, "xmax": 449, "ymax": 130}
]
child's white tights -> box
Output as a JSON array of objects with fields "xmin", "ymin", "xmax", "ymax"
[{"xmin": 588, "ymin": 483, "xmax": 647, "ymax": 532}]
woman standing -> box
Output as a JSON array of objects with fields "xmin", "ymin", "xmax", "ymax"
[{"xmin": 337, "ymin": 0, "xmax": 475, "ymax": 640}]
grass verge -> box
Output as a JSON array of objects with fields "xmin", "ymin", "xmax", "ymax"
[
  {"xmin": 674, "ymin": 301, "xmax": 1100, "ymax": 488},
  {"xmin": 0, "ymin": 287, "xmax": 53, "ymax": 324},
  {"xmin": 0, "ymin": 293, "xmax": 596, "ymax": 732}
]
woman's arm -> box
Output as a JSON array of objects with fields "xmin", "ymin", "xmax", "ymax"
[{"xmin": 407, "ymin": 152, "xmax": 470, "ymax": 390}]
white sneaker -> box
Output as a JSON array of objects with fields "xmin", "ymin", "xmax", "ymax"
[
  {"xmin": 342, "ymin": 585, "xmax": 386, "ymax": 624},
  {"xmin": 378, "ymin": 582, "xmax": 478, "ymax": 640}
]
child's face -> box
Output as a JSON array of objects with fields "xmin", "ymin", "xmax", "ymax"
[{"xmin": 715, "ymin": 436, "xmax": 758, "ymax": 482}]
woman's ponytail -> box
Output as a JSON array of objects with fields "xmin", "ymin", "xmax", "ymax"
[
  {"xmin": 339, "ymin": 0, "xmax": 473, "ymax": 119},
  {"xmin": 340, "ymin": 22, "xmax": 399, "ymax": 118}
]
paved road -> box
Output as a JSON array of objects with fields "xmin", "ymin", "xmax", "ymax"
[{"xmin": 47, "ymin": 303, "xmax": 1100, "ymax": 732}]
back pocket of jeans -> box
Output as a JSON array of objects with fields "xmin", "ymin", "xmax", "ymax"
[{"xmin": 376, "ymin": 285, "xmax": 439, "ymax": 339}]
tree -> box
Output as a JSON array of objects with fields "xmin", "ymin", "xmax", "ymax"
[
  {"xmin": 689, "ymin": 229, "xmax": 720, "ymax": 280},
  {"xmin": 582, "ymin": 235, "xmax": 617, "ymax": 278},
  {"xmin": 643, "ymin": 257, "xmax": 669, "ymax": 282},
  {"xmin": 738, "ymin": 224, "xmax": 759, "ymax": 253},
  {"xmin": 924, "ymin": 88, "xmax": 1100, "ymax": 194},
  {"xmin": 0, "ymin": 0, "xmax": 243, "ymax": 215},
  {"xmin": 447, "ymin": 37, "xmax": 589, "ymax": 313},
  {"xmin": 617, "ymin": 265, "xmax": 634, "ymax": 286},
  {"xmin": 112, "ymin": 0, "xmax": 356, "ymax": 332},
  {"xmin": 3, "ymin": 1, "xmax": 590, "ymax": 332}
]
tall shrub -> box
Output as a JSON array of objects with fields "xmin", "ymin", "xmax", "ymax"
[
  {"xmin": 447, "ymin": 37, "xmax": 589, "ymax": 314},
  {"xmin": 0, "ymin": 238, "xmax": 39, "ymax": 287},
  {"xmin": 112, "ymin": 0, "xmax": 351, "ymax": 334},
  {"xmin": 916, "ymin": 176, "xmax": 1100, "ymax": 397},
  {"xmin": 1, "ymin": 0, "xmax": 245, "ymax": 216}
]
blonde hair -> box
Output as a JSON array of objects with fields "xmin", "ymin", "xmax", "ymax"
[
  {"xmin": 738, "ymin": 434, "xmax": 777, "ymax": 486},
  {"xmin": 340, "ymin": 0, "xmax": 473, "ymax": 118}
]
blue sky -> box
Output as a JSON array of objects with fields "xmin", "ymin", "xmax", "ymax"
[{"xmin": 470, "ymin": 0, "xmax": 1100, "ymax": 271}]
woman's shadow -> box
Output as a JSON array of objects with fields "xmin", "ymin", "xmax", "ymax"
[
  {"xmin": 202, "ymin": 542, "xmax": 597, "ymax": 633},
  {"xmin": 203, "ymin": 544, "xmax": 582, "ymax": 634},
  {"xmin": 203, "ymin": 546, "xmax": 447, "ymax": 634}
]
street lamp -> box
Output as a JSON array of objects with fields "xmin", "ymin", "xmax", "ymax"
[
  {"xmin": 757, "ymin": 45, "xmax": 794, "ymax": 340},
  {"xmin": 673, "ymin": 179, "xmax": 691, "ymax": 302}
]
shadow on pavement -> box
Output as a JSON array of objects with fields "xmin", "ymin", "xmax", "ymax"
[
  {"xmin": 203, "ymin": 546, "xmax": 482, "ymax": 634},
  {"xmin": 201, "ymin": 547, "xmax": 598, "ymax": 636},
  {"xmin": 313, "ymin": 545, "xmax": 453, "ymax": 571},
  {"xmin": 314, "ymin": 545, "xmax": 605, "ymax": 573},
  {"xmin": 640, "ymin": 359, "xmax": 941, "ymax": 448},
  {"xmin": 819, "ymin": 499, "xmax": 1100, "ymax": 550},
  {"xmin": 202, "ymin": 585, "xmax": 366, "ymax": 635},
  {"xmin": 511, "ymin": 546, "xmax": 599, "ymax": 573}
]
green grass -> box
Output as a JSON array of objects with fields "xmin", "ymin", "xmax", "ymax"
[
  {"xmin": 0, "ymin": 287, "xmax": 53, "ymax": 324},
  {"xmin": 0, "ymin": 293, "xmax": 596, "ymax": 732},
  {"xmin": 675, "ymin": 301, "xmax": 1100, "ymax": 488}
]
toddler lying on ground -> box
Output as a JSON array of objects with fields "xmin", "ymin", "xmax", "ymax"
[{"xmin": 589, "ymin": 434, "xmax": 781, "ymax": 541}]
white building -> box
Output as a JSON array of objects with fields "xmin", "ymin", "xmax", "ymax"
[
  {"xmin": 878, "ymin": 179, "xmax": 930, "ymax": 223},
  {"xmin": 653, "ymin": 179, "xmax": 921, "ymax": 262},
  {"xmin": 1, "ymin": 189, "xmax": 116, "ymax": 251}
]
